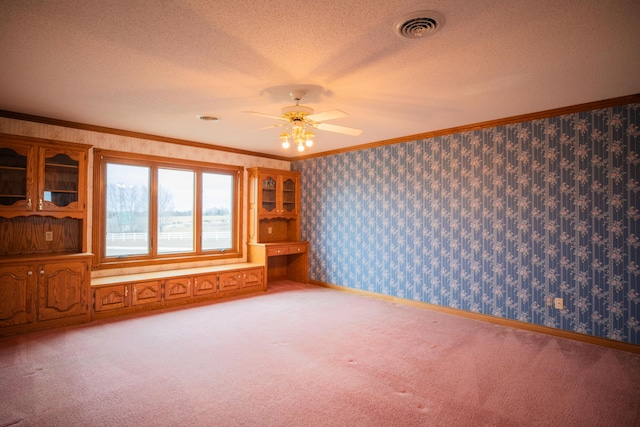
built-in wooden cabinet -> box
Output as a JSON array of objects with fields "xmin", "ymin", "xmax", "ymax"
[
  {"xmin": 248, "ymin": 168, "xmax": 301, "ymax": 243},
  {"xmin": 36, "ymin": 258, "xmax": 90, "ymax": 321},
  {"xmin": 255, "ymin": 170, "xmax": 299, "ymax": 217},
  {"xmin": 193, "ymin": 274, "xmax": 219, "ymax": 296},
  {"xmin": 218, "ymin": 268, "xmax": 264, "ymax": 291},
  {"xmin": 242, "ymin": 268, "xmax": 264, "ymax": 289},
  {"xmin": 0, "ymin": 254, "xmax": 91, "ymax": 336},
  {"xmin": 219, "ymin": 271, "xmax": 242, "ymax": 291},
  {"xmin": 94, "ymin": 285, "xmax": 128, "ymax": 312},
  {"xmin": 92, "ymin": 264, "xmax": 264, "ymax": 319},
  {"xmin": 0, "ymin": 136, "xmax": 87, "ymax": 217},
  {"xmin": 247, "ymin": 167, "xmax": 308, "ymax": 284},
  {"xmin": 132, "ymin": 281, "xmax": 163, "ymax": 306},
  {"xmin": 0, "ymin": 134, "xmax": 91, "ymax": 337},
  {"xmin": 0, "ymin": 264, "xmax": 36, "ymax": 328},
  {"xmin": 164, "ymin": 277, "xmax": 192, "ymax": 301}
]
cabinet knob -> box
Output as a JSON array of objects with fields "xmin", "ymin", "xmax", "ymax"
[
  {"xmin": 27, "ymin": 270, "xmax": 33, "ymax": 276},
  {"xmin": 39, "ymin": 270, "xmax": 45, "ymax": 275}
]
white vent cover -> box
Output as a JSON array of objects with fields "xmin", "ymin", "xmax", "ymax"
[{"xmin": 394, "ymin": 11, "xmax": 445, "ymax": 39}]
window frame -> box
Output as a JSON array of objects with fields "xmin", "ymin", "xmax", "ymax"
[{"xmin": 92, "ymin": 149, "xmax": 243, "ymax": 270}]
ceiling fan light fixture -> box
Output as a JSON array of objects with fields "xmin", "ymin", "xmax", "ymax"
[
  {"xmin": 244, "ymin": 88, "xmax": 362, "ymax": 154},
  {"xmin": 305, "ymin": 131, "xmax": 314, "ymax": 147},
  {"xmin": 279, "ymin": 131, "xmax": 290, "ymax": 148}
]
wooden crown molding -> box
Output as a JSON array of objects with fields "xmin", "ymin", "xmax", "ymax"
[
  {"xmin": 0, "ymin": 109, "xmax": 291, "ymax": 162},
  {"xmin": 2, "ymin": 93, "xmax": 638, "ymax": 163},
  {"xmin": 292, "ymin": 93, "xmax": 640, "ymax": 160}
]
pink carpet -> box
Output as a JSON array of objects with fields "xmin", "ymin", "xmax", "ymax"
[{"xmin": 1, "ymin": 281, "xmax": 639, "ymax": 426}]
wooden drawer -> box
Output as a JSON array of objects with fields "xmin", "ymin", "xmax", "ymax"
[
  {"xmin": 218, "ymin": 271, "xmax": 242, "ymax": 291},
  {"xmin": 164, "ymin": 277, "xmax": 192, "ymax": 300},
  {"xmin": 131, "ymin": 281, "xmax": 162, "ymax": 305},
  {"xmin": 242, "ymin": 268, "xmax": 263, "ymax": 289},
  {"xmin": 287, "ymin": 243, "xmax": 307, "ymax": 254},
  {"xmin": 267, "ymin": 246, "xmax": 288, "ymax": 256},
  {"xmin": 94, "ymin": 285, "xmax": 129, "ymax": 312},
  {"xmin": 193, "ymin": 273, "xmax": 218, "ymax": 296}
]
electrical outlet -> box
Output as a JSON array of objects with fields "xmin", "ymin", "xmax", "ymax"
[
  {"xmin": 45, "ymin": 231, "xmax": 53, "ymax": 241},
  {"xmin": 554, "ymin": 298, "xmax": 564, "ymax": 310},
  {"xmin": 545, "ymin": 296, "xmax": 554, "ymax": 307},
  {"xmin": 268, "ymin": 227, "xmax": 272, "ymax": 234}
]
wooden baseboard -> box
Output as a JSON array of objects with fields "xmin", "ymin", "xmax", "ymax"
[{"xmin": 309, "ymin": 280, "xmax": 640, "ymax": 354}]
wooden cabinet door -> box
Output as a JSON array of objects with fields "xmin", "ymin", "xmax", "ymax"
[
  {"xmin": 94, "ymin": 285, "xmax": 130, "ymax": 312},
  {"xmin": 193, "ymin": 273, "xmax": 218, "ymax": 296},
  {"xmin": 165, "ymin": 277, "xmax": 192, "ymax": 300},
  {"xmin": 218, "ymin": 271, "xmax": 241, "ymax": 291},
  {"xmin": 37, "ymin": 260, "xmax": 88, "ymax": 321},
  {"xmin": 131, "ymin": 281, "xmax": 162, "ymax": 305},
  {"xmin": 280, "ymin": 174, "xmax": 299, "ymax": 216},
  {"xmin": 0, "ymin": 264, "xmax": 36, "ymax": 327},
  {"xmin": 0, "ymin": 141, "xmax": 35, "ymax": 213},
  {"xmin": 242, "ymin": 268, "xmax": 263, "ymax": 289},
  {"xmin": 258, "ymin": 172, "xmax": 278, "ymax": 216},
  {"xmin": 257, "ymin": 172, "xmax": 299, "ymax": 217},
  {"xmin": 37, "ymin": 147, "xmax": 85, "ymax": 213}
]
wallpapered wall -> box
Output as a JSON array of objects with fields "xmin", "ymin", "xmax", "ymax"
[
  {"xmin": 293, "ymin": 103, "xmax": 640, "ymax": 345},
  {"xmin": 0, "ymin": 117, "xmax": 289, "ymax": 277}
]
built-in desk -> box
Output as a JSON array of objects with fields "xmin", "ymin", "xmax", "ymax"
[{"xmin": 247, "ymin": 241, "xmax": 308, "ymax": 284}]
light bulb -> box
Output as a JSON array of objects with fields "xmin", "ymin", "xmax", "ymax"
[
  {"xmin": 279, "ymin": 131, "xmax": 290, "ymax": 149},
  {"xmin": 297, "ymin": 143, "xmax": 305, "ymax": 152},
  {"xmin": 305, "ymin": 138, "xmax": 313, "ymax": 147}
]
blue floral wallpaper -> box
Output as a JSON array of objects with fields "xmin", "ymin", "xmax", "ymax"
[{"xmin": 292, "ymin": 102, "xmax": 640, "ymax": 345}]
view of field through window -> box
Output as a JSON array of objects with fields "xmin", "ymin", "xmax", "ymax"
[{"xmin": 105, "ymin": 163, "xmax": 233, "ymax": 257}]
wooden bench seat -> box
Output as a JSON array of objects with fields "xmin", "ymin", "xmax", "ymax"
[{"xmin": 91, "ymin": 263, "xmax": 265, "ymax": 320}]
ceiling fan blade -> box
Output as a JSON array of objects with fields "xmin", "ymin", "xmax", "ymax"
[
  {"xmin": 243, "ymin": 111, "xmax": 286, "ymax": 121},
  {"xmin": 316, "ymin": 122, "xmax": 363, "ymax": 136},
  {"xmin": 255, "ymin": 123, "xmax": 286, "ymax": 130},
  {"xmin": 306, "ymin": 109, "xmax": 348, "ymax": 122}
]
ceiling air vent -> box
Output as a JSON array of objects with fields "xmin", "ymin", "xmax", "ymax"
[{"xmin": 394, "ymin": 11, "xmax": 445, "ymax": 39}]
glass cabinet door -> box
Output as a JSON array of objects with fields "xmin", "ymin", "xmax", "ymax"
[
  {"xmin": 260, "ymin": 175, "xmax": 277, "ymax": 214},
  {"xmin": 0, "ymin": 144, "xmax": 34, "ymax": 211},
  {"xmin": 282, "ymin": 177, "xmax": 297, "ymax": 214},
  {"xmin": 39, "ymin": 148, "xmax": 81, "ymax": 211}
]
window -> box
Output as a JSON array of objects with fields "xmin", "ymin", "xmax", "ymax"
[{"xmin": 93, "ymin": 149, "xmax": 242, "ymax": 269}]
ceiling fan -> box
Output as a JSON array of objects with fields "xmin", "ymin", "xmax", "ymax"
[{"xmin": 244, "ymin": 90, "xmax": 362, "ymax": 152}]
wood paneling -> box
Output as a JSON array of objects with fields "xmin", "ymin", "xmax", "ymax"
[{"xmin": 0, "ymin": 216, "xmax": 81, "ymax": 255}]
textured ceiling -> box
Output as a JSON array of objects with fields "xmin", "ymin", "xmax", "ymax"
[{"xmin": 1, "ymin": 0, "xmax": 639, "ymax": 159}]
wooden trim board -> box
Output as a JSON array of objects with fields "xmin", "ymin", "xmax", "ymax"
[{"xmin": 309, "ymin": 280, "xmax": 640, "ymax": 354}]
